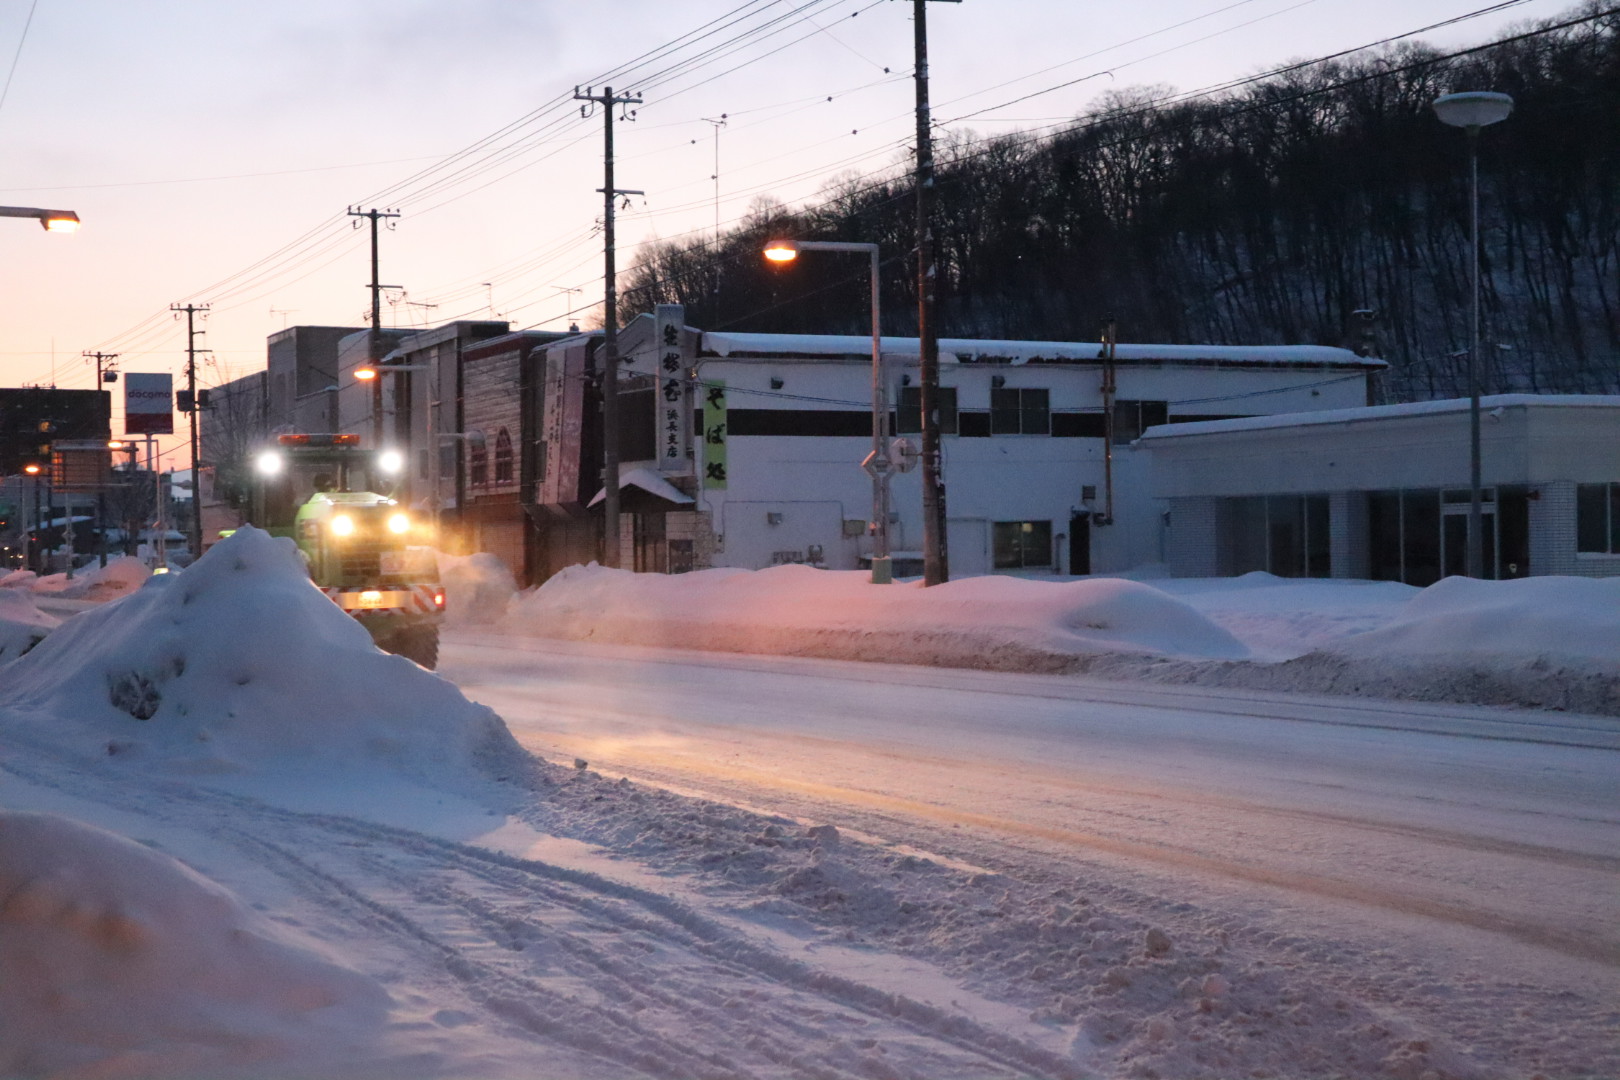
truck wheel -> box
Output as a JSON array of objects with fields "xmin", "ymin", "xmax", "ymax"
[{"xmin": 376, "ymin": 624, "xmax": 439, "ymax": 669}]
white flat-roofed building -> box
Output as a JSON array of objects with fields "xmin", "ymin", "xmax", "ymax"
[
  {"xmin": 1142, "ymin": 395, "xmax": 1620, "ymax": 582},
  {"xmin": 611, "ymin": 308, "xmax": 1382, "ymax": 577}
]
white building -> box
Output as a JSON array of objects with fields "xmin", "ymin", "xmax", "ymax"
[
  {"xmin": 1144, "ymin": 394, "xmax": 1620, "ymax": 582},
  {"xmin": 614, "ymin": 308, "xmax": 1382, "ymax": 577}
]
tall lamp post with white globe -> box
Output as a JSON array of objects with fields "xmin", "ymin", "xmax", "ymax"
[{"xmin": 1433, "ymin": 90, "xmax": 1513, "ymax": 580}]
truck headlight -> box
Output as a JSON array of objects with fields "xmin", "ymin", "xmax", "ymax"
[
  {"xmin": 254, "ymin": 451, "xmax": 283, "ymax": 476},
  {"xmin": 387, "ymin": 512, "xmax": 410, "ymax": 534},
  {"xmin": 330, "ymin": 514, "xmax": 355, "ymax": 537}
]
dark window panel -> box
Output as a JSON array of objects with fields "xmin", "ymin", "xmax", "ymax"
[
  {"xmin": 728, "ymin": 409, "xmax": 871, "ymax": 437},
  {"xmin": 958, "ymin": 411, "xmax": 991, "ymax": 438},
  {"xmin": 897, "ymin": 386, "xmax": 921, "ymax": 434},
  {"xmin": 1052, "ymin": 413, "xmax": 1107, "ymax": 438},
  {"xmin": 1576, "ymin": 484, "xmax": 1608, "ymax": 553},
  {"xmin": 990, "ymin": 388, "xmax": 1021, "ymax": 434},
  {"xmin": 1021, "ymin": 389, "xmax": 1050, "ymax": 436}
]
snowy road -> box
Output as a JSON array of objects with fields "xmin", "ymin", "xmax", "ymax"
[{"xmin": 444, "ymin": 631, "xmax": 1620, "ymax": 1068}]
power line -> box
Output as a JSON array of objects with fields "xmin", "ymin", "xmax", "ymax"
[{"xmin": 0, "ymin": 0, "xmax": 39, "ymax": 122}]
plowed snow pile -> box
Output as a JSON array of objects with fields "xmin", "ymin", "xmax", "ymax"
[
  {"xmin": 1332, "ymin": 574, "xmax": 1620, "ymax": 664},
  {"xmin": 505, "ymin": 562, "xmax": 1250, "ymax": 665},
  {"xmin": 26, "ymin": 553, "xmax": 151, "ymax": 600},
  {"xmin": 0, "ymin": 526, "xmax": 528, "ymax": 784},
  {"xmin": 0, "ymin": 811, "xmax": 389, "ymax": 1077},
  {"xmin": 0, "ymin": 587, "xmax": 56, "ymax": 663}
]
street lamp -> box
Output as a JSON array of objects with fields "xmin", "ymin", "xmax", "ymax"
[
  {"xmin": 764, "ymin": 238, "xmax": 894, "ymax": 583},
  {"xmin": 0, "ymin": 206, "xmax": 80, "ymax": 232},
  {"xmin": 22, "ymin": 463, "xmax": 48, "ymax": 573},
  {"xmin": 1433, "ymin": 90, "xmax": 1513, "ymax": 580}
]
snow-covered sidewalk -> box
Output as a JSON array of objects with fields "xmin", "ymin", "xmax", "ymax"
[{"xmin": 499, "ymin": 563, "xmax": 1620, "ymax": 715}]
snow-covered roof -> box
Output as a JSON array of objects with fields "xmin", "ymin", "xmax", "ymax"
[
  {"xmin": 587, "ymin": 467, "xmax": 695, "ymax": 508},
  {"xmin": 701, "ymin": 332, "xmax": 1384, "ymax": 369},
  {"xmin": 1138, "ymin": 393, "xmax": 1620, "ymax": 441}
]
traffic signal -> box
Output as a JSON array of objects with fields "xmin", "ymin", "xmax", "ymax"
[{"xmin": 177, "ymin": 390, "xmax": 194, "ymax": 412}]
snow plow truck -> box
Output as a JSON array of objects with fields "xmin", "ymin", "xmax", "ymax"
[{"xmin": 251, "ymin": 433, "xmax": 445, "ymax": 668}]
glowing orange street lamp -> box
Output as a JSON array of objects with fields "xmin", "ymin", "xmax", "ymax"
[
  {"xmin": 763, "ymin": 239, "xmax": 799, "ymax": 263},
  {"xmin": 0, "ymin": 206, "xmax": 80, "ymax": 232}
]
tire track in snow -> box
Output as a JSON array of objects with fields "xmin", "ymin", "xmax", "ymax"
[
  {"xmin": 514, "ymin": 737, "xmax": 1620, "ymax": 970},
  {"xmin": 0, "ymin": 740, "xmax": 1082, "ymax": 1080},
  {"xmin": 235, "ymin": 804, "xmax": 1088, "ymax": 1080}
]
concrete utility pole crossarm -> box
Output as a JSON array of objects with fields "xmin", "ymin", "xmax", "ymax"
[
  {"xmin": 84, "ymin": 351, "xmax": 118, "ymax": 384},
  {"xmin": 575, "ymin": 84, "xmax": 643, "ymax": 570}
]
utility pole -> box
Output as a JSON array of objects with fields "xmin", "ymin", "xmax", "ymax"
[
  {"xmin": 575, "ymin": 84, "xmax": 643, "ymax": 569},
  {"xmin": 916, "ymin": 0, "xmax": 959, "ymax": 587},
  {"xmin": 348, "ymin": 207, "xmax": 401, "ymax": 446},
  {"xmin": 83, "ymin": 350, "xmax": 118, "ymax": 385},
  {"xmin": 171, "ymin": 303, "xmax": 209, "ymax": 561}
]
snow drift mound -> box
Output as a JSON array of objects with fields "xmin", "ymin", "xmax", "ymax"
[
  {"xmin": 0, "ymin": 810, "xmax": 388, "ymax": 1077},
  {"xmin": 506, "ymin": 563, "xmax": 1248, "ymax": 668},
  {"xmin": 1331, "ymin": 574, "xmax": 1620, "ymax": 667},
  {"xmin": 0, "ymin": 587, "xmax": 57, "ymax": 663},
  {"xmin": 438, "ymin": 550, "xmax": 517, "ymax": 625},
  {"xmin": 0, "ymin": 527, "xmax": 528, "ymax": 783},
  {"xmin": 28, "ymin": 553, "xmax": 151, "ymax": 601}
]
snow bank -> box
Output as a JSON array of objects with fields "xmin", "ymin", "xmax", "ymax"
[
  {"xmin": 1332, "ymin": 574, "xmax": 1620, "ymax": 665},
  {"xmin": 1158, "ymin": 572, "xmax": 1420, "ymax": 660},
  {"xmin": 0, "ymin": 568, "xmax": 36, "ymax": 589},
  {"xmin": 438, "ymin": 550, "xmax": 517, "ymax": 625},
  {"xmin": 0, "ymin": 588, "xmax": 57, "ymax": 663},
  {"xmin": 26, "ymin": 553, "xmax": 152, "ymax": 601},
  {"xmin": 0, "ymin": 810, "xmax": 388, "ymax": 1077},
  {"xmin": 0, "ymin": 527, "xmax": 529, "ymax": 785},
  {"xmin": 506, "ymin": 563, "xmax": 1249, "ymax": 667}
]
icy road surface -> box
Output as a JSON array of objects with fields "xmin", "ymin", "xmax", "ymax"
[{"xmin": 443, "ymin": 631, "xmax": 1620, "ymax": 1069}]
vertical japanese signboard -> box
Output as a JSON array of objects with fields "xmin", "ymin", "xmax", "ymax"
[
  {"xmin": 538, "ymin": 341, "xmax": 586, "ymax": 508},
  {"xmin": 654, "ymin": 304, "xmax": 691, "ymax": 474},
  {"xmin": 701, "ymin": 380, "xmax": 727, "ymax": 490},
  {"xmin": 124, "ymin": 373, "xmax": 174, "ymax": 435}
]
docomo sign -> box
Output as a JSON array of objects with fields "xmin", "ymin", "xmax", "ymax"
[{"xmin": 124, "ymin": 373, "xmax": 174, "ymax": 435}]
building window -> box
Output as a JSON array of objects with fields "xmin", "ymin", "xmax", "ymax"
[
  {"xmin": 1112, "ymin": 400, "xmax": 1168, "ymax": 443},
  {"xmin": 1222, "ymin": 494, "xmax": 1330, "ymax": 578},
  {"xmin": 494, "ymin": 428, "xmax": 514, "ymax": 483},
  {"xmin": 992, "ymin": 520, "xmax": 1052, "ymax": 569},
  {"xmin": 1577, "ymin": 483, "xmax": 1620, "ymax": 553},
  {"xmin": 896, "ymin": 386, "xmax": 958, "ymax": 435},
  {"xmin": 990, "ymin": 388, "xmax": 1049, "ymax": 435},
  {"xmin": 469, "ymin": 436, "xmax": 488, "ymax": 487}
]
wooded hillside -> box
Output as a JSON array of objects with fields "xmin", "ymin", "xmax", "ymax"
[{"xmin": 625, "ymin": 4, "xmax": 1619, "ymax": 400}]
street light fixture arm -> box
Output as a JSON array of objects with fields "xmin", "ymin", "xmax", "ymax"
[
  {"xmin": 764, "ymin": 237, "xmax": 892, "ymax": 583},
  {"xmin": 0, "ymin": 206, "xmax": 80, "ymax": 232}
]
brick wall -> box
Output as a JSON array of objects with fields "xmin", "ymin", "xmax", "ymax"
[
  {"xmin": 1530, "ymin": 481, "xmax": 1577, "ymax": 576},
  {"xmin": 666, "ymin": 510, "xmax": 718, "ymax": 571},
  {"xmin": 1535, "ymin": 479, "xmax": 1620, "ymax": 578},
  {"xmin": 1330, "ymin": 491, "xmax": 1369, "ymax": 579}
]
